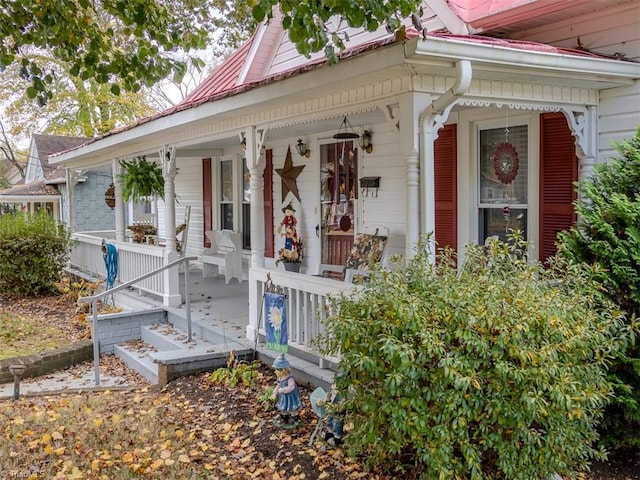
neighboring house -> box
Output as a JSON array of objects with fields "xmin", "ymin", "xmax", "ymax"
[
  {"xmin": 0, "ymin": 134, "xmax": 115, "ymax": 232},
  {"xmin": 51, "ymin": 1, "xmax": 639, "ymax": 338}
]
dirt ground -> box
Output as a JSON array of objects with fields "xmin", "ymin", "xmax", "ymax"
[{"xmin": 1, "ymin": 292, "xmax": 638, "ymax": 479}]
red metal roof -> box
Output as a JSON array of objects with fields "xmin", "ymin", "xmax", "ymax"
[
  {"xmin": 56, "ymin": 27, "xmax": 627, "ymax": 153},
  {"xmin": 178, "ymin": 38, "xmax": 254, "ymax": 106}
]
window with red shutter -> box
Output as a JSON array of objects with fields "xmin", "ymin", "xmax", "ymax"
[
  {"xmin": 435, "ymin": 124, "xmax": 458, "ymax": 253},
  {"xmin": 539, "ymin": 112, "xmax": 577, "ymax": 262}
]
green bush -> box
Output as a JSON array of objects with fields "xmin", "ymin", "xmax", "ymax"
[
  {"xmin": 319, "ymin": 237, "xmax": 637, "ymax": 480},
  {"xmin": 0, "ymin": 211, "xmax": 73, "ymax": 296},
  {"xmin": 558, "ymin": 127, "xmax": 640, "ymax": 448}
]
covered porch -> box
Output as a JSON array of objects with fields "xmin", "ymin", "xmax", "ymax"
[{"xmin": 69, "ymin": 230, "xmax": 354, "ymax": 373}]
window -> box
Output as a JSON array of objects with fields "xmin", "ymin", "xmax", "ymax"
[
  {"xmin": 216, "ymin": 156, "xmax": 251, "ymax": 249},
  {"xmin": 242, "ymin": 158, "xmax": 251, "ymax": 249},
  {"xmin": 478, "ymin": 124, "xmax": 528, "ymax": 243},
  {"xmin": 219, "ymin": 159, "xmax": 233, "ymax": 230}
]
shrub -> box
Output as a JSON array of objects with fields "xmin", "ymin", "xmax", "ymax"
[
  {"xmin": 0, "ymin": 211, "xmax": 73, "ymax": 296},
  {"xmin": 558, "ymin": 127, "xmax": 640, "ymax": 448},
  {"xmin": 319, "ymin": 237, "xmax": 636, "ymax": 480}
]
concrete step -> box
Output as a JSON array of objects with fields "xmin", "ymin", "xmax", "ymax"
[
  {"xmin": 114, "ymin": 342, "xmax": 159, "ymax": 384},
  {"xmin": 114, "ymin": 289, "xmax": 163, "ymax": 312},
  {"xmin": 142, "ymin": 324, "xmax": 193, "ymax": 351}
]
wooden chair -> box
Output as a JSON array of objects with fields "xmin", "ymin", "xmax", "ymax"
[
  {"xmin": 202, "ymin": 230, "xmax": 243, "ymax": 284},
  {"xmin": 318, "ymin": 226, "xmax": 390, "ymax": 283}
]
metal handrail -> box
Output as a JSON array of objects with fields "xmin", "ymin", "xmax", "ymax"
[{"xmin": 79, "ymin": 255, "xmax": 198, "ymax": 386}]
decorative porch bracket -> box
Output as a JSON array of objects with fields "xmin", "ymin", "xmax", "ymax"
[{"xmin": 561, "ymin": 106, "xmax": 598, "ymax": 182}]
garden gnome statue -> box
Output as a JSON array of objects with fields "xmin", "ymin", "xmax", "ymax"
[
  {"xmin": 322, "ymin": 382, "xmax": 345, "ymax": 446},
  {"xmin": 271, "ymin": 353, "xmax": 302, "ymax": 427}
]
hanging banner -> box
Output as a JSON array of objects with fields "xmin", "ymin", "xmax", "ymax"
[{"xmin": 265, "ymin": 292, "xmax": 288, "ymax": 352}]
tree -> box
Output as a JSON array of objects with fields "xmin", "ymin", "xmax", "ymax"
[
  {"xmin": 0, "ymin": 120, "xmax": 26, "ymax": 181},
  {"xmin": 1, "ymin": 54, "xmax": 157, "ymax": 138},
  {"xmin": 0, "ymin": 0, "xmax": 215, "ymax": 105},
  {"xmin": 250, "ymin": 0, "xmax": 422, "ymax": 61},
  {"xmin": 558, "ymin": 127, "xmax": 640, "ymax": 448}
]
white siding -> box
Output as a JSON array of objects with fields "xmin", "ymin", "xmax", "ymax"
[
  {"xmin": 598, "ymin": 81, "xmax": 640, "ymax": 162},
  {"xmin": 268, "ymin": 121, "xmax": 406, "ymax": 273},
  {"xmin": 511, "ymin": 2, "xmax": 640, "ymax": 62},
  {"xmin": 157, "ymin": 157, "xmax": 204, "ymax": 258}
]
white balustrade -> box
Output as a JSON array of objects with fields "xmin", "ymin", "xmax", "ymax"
[
  {"xmin": 250, "ymin": 267, "xmax": 354, "ymax": 367},
  {"xmin": 70, "ymin": 232, "xmax": 169, "ymax": 298}
]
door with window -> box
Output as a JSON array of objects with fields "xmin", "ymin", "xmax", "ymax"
[
  {"xmin": 478, "ymin": 124, "xmax": 529, "ymax": 244},
  {"xmin": 319, "ymin": 140, "xmax": 358, "ymax": 265}
]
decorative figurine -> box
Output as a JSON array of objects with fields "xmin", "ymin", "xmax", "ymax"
[
  {"xmin": 321, "ymin": 382, "xmax": 345, "ymax": 446},
  {"xmin": 277, "ymin": 202, "xmax": 299, "ymax": 251},
  {"xmin": 271, "ymin": 353, "xmax": 302, "ymax": 427}
]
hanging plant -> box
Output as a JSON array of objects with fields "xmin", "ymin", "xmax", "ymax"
[{"xmin": 118, "ymin": 156, "xmax": 164, "ymax": 204}]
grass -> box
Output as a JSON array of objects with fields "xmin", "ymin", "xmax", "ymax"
[{"xmin": 0, "ymin": 312, "xmax": 67, "ymax": 360}]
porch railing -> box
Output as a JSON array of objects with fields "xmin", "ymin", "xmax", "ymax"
[
  {"xmin": 70, "ymin": 232, "xmax": 169, "ymax": 298},
  {"xmin": 249, "ymin": 267, "xmax": 355, "ymax": 368}
]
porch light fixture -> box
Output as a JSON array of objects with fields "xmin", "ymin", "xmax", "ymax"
[
  {"xmin": 295, "ymin": 139, "xmax": 310, "ymax": 158},
  {"xmin": 359, "ymin": 130, "xmax": 373, "ymax": 154}
]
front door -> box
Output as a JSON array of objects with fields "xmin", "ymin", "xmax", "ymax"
[{"xmin": 319, "ymin": 140, "xmax": 358, "ymax": 265}]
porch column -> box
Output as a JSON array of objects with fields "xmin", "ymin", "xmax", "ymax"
[
  {"xmin": 419, "ymin": 60, "xmax": 472, "ymax": 261},
  {"xmin": 245, "ymin": 126, "xmax": 266, "ymax": 342},
  {"xmin": 246, "ymin": 127, "xmax": 266, "ymax": 268},
  {"xmin": 161, "ymin": 146, "xmax": 177, "ymax": 252},
  {"xmin": 160, "ymin": 146, "xmax": 180, "ymax": 307},
  {"xmin": 398, "ymin": 93, "xmax": 428, "ymax": 257},
  {"xmin": 112, "ymin": 160, "xmax": 126, "ymax": 242},
  {"xmin": 65, "ymin": 168, "xmax": 75, "ymax": 230}
]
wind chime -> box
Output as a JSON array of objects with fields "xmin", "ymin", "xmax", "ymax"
[{"xmin": 492, "ymin": 110, "xmax": 520, "ymax": 231}]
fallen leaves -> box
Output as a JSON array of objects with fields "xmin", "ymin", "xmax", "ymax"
[{"xmin": 0, "ymin": 369, "xmax": 388, "ymax": 480}]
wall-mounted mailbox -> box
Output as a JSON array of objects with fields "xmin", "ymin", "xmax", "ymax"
[
  {"xmin": 359, "ymin": 176, "xmax": 380, "ymax": 189},
  {"xmin": 359, "ymin": 176, "xmax": 380, "ymax": 197}
]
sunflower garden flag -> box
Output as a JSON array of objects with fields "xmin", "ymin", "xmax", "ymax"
[{"xmin": 265, "ymin": 292, "xmax": 288, "ymax": 352}]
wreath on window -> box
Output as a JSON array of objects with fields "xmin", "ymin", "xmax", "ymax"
[{"xmin": 492, "ymin": 142, "xmax": 520, "ymax": 184}]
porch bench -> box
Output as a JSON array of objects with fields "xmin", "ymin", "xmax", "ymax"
[{"xmin": 202, "ymin": 230, "xmax": 243, "ymax": 284}]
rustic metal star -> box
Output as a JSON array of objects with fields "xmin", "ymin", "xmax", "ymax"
[{"xmin": 275, "ymin": 146, "xmax": 306, "ymax": 202}]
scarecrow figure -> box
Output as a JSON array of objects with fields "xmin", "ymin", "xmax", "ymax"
[
  {"xmin": 277, "ymin": 202, "xmax": 299, "ymax": 251},
  {"xmin": 271, "ymin": 353, "xmax": 302, "ymax": 427}
]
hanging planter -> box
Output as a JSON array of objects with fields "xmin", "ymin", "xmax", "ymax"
[
  {"xmin": 118, "ymin": 156, "xmax": 165, "ymax": 204},
  {"xmin": 104, "ymin": 183, "xmax": 116, "ymax": 209},
  {"xmin": 492, "ymin": 142, "xmax": 520, "ymax": 184}
]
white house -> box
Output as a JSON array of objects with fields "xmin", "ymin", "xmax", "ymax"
[{"xmin": 51, "ymin": 0, "xmax": 640, "ymax": 354}]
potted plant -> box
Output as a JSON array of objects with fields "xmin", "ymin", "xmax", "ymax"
[{"xmin": 276, "ymin": 238, "xmax": 303, "ymax": 272}]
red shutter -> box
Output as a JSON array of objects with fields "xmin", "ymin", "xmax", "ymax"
[
  {"xmin": 434, "ymin": 124, "xmax": 457, "ymax": 253},
  {"xmin": 539, "ymin": 112, "xmax": 578, "ymax": 262},
  {"xmin": 263, "ymin": 149, "xmax": 274, "ymax": 258},
  {"xmin": 202, "ymin": 158, "xmax": 212, "ymax": 247}
]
